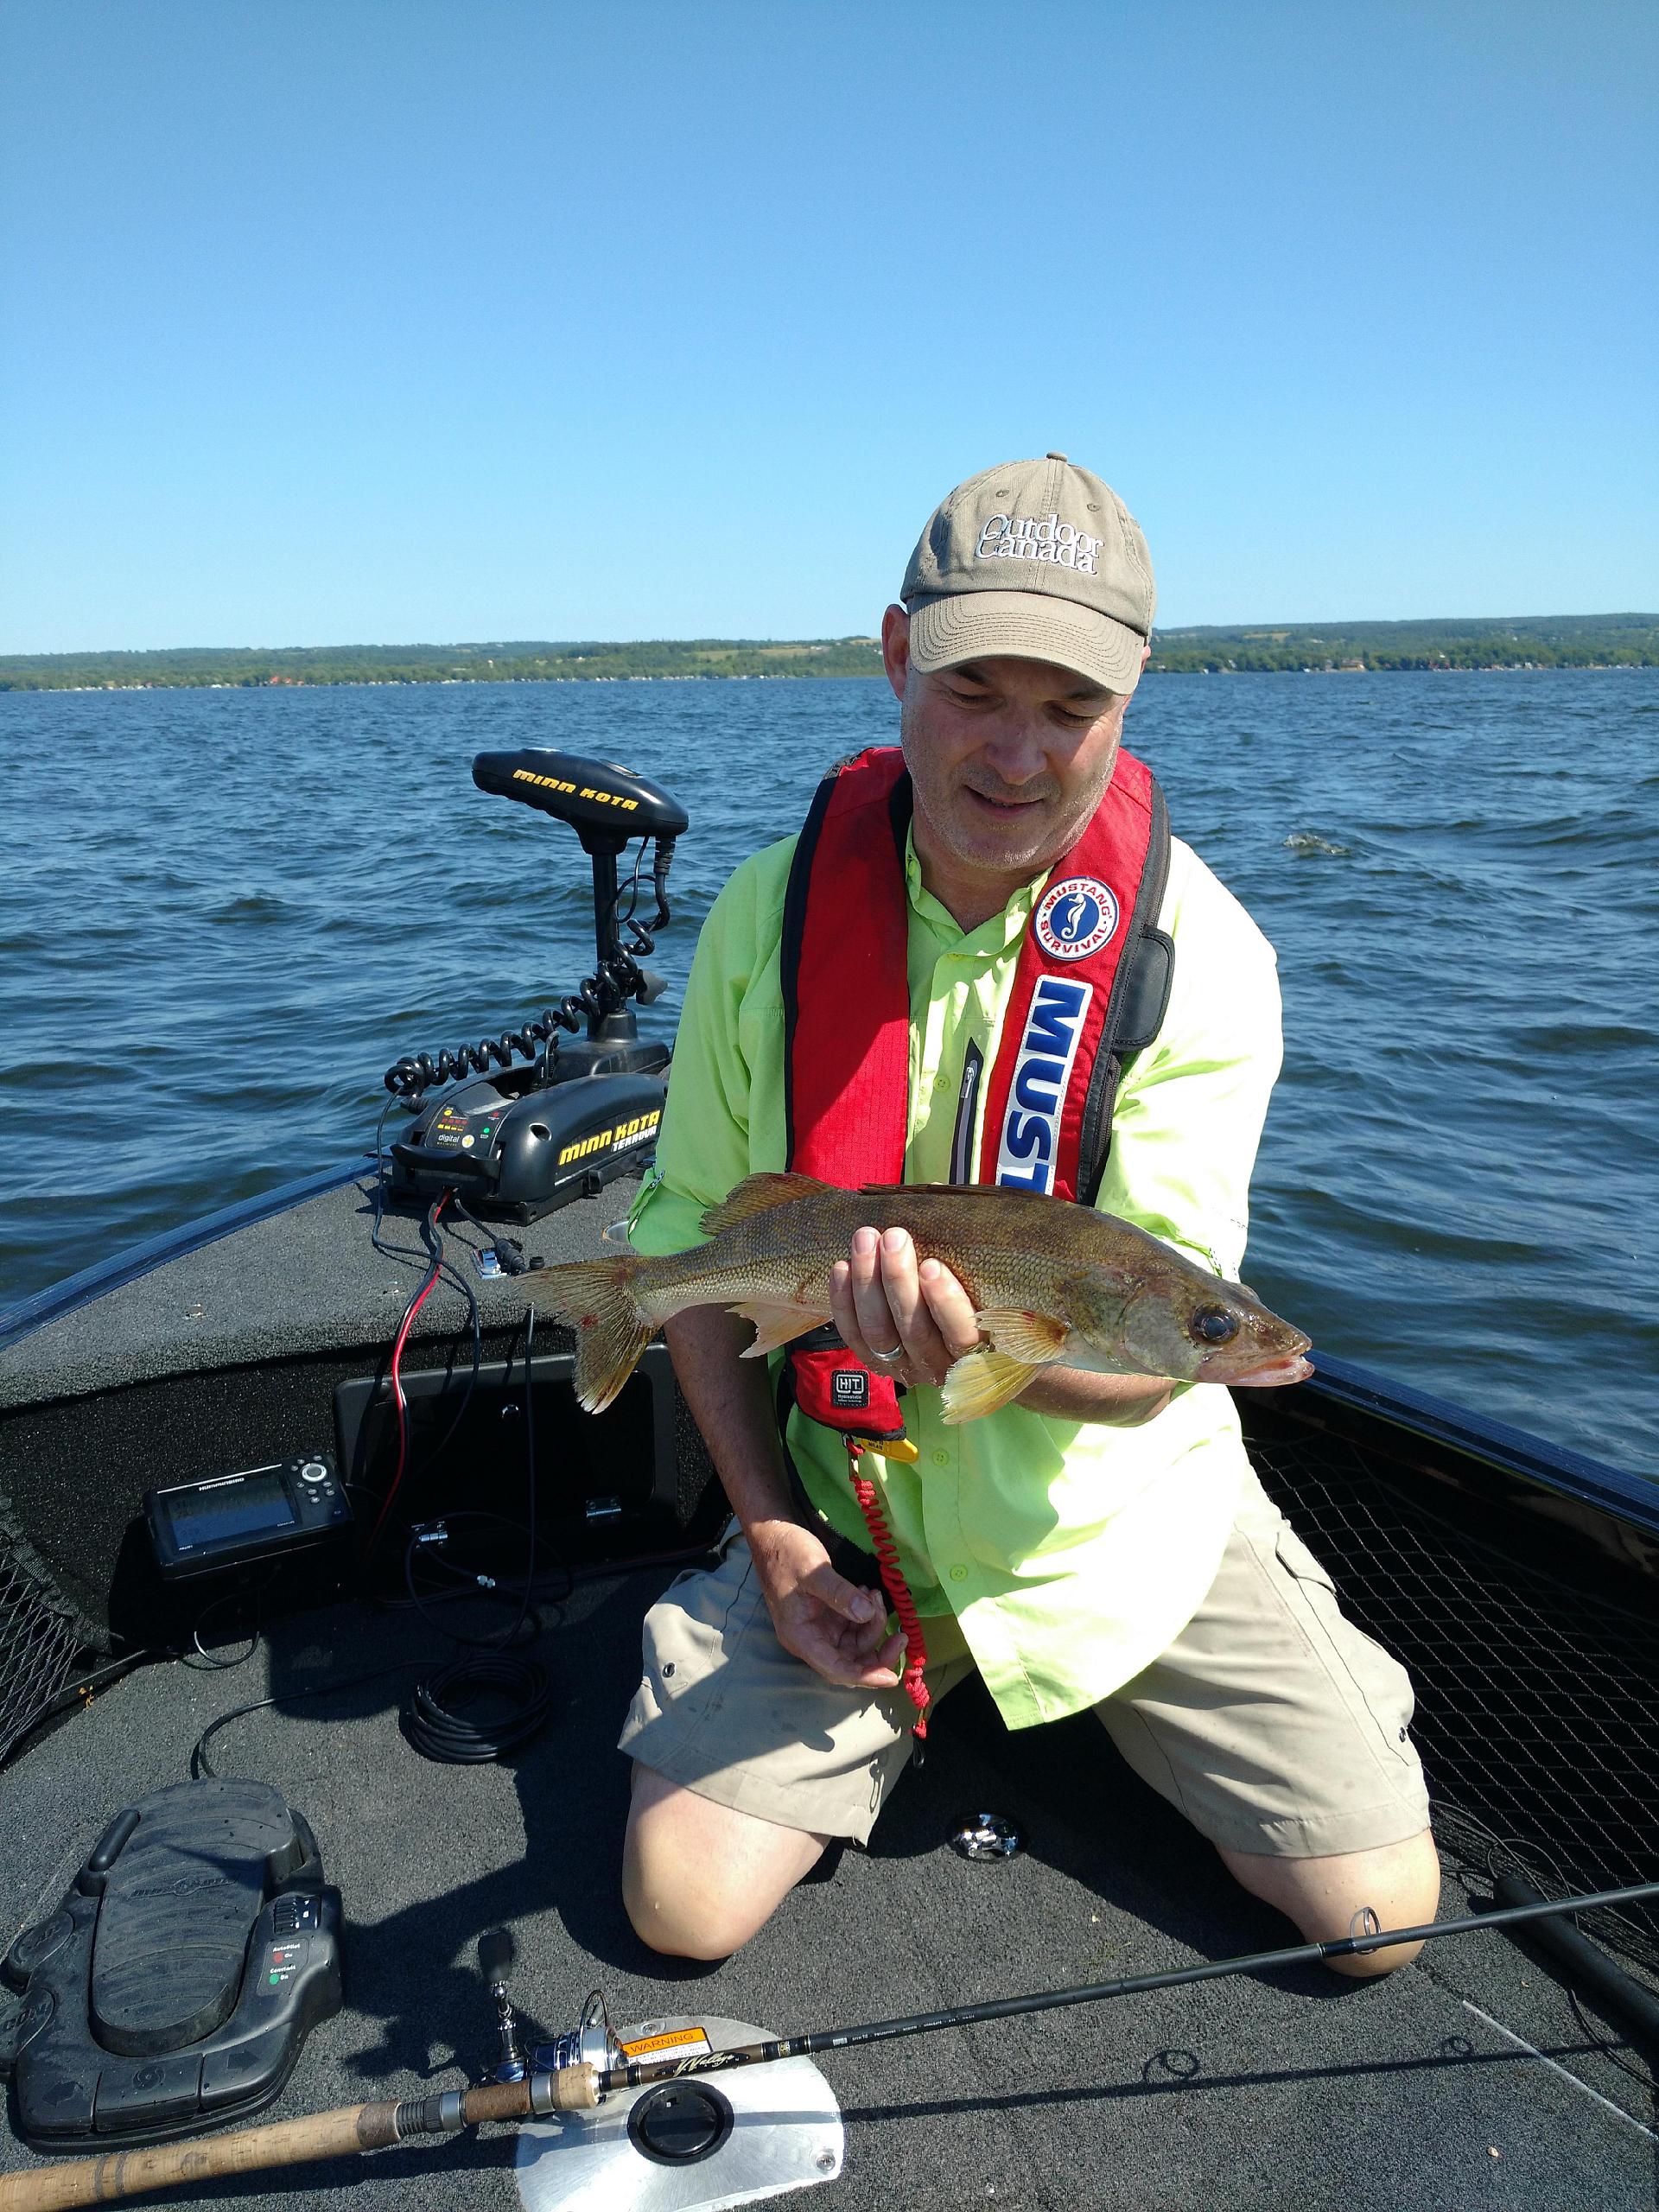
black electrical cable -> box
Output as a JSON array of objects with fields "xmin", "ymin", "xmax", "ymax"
[
  {"xmin": 450, "ymin": 1193, "xmax": 537, "ymax": 1275},
  {"xmin": 402, "ymin": 1511, "xmax": 573, "ymax": 1631},
  {"xmin": 190, "ymin": 1662, "xmax": 428, "ymax": 1780},
  {"xmin": 400, "ymin": 1305, "xmax": 557, "ymax": 1762},
  {"xmin": 185, "ymin": 1616, "xmax": 259, "ymax": 1672},
  {"xmin": 180, "ymin": 1567, "xmax": 283, "ymax": 1672},
  {"xmin": 363, "ymin": 1196, "xmax": 486, "ymax": 1557},
  {"xmin": 368, "ymin": 1120, "xmax": 485, "ymax": 1496},
  {"xmin": 418, "ymin": 1199, "xmax": 483, "ymax": 1466},
  {"xmin": 369, "ymin": 1091, "xmax": 408, "ymax": 1264}
]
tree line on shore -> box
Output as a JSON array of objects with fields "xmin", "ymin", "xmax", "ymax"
[{"xmin": 3, "ymin": 613, "xmax": 1654, "ymax": 690}]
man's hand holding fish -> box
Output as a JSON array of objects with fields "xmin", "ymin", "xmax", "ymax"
[{"xmin": 827, "ymin": 1223, "xmax": 1176, "ymax": 1425}]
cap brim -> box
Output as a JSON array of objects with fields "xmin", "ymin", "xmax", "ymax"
[{"xmin": 907, "ymin": 591, "xmax": 1146, "ymax": 695}]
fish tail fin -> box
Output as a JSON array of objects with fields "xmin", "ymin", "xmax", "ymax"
[{"xmin": 528, "ymin": 1256, "xmax": 654, "ymax": 1413}]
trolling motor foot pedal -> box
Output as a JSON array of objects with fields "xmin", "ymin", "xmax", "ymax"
[{"xmin": 0, "ymin": 1779, "xmax": 342, "ymax": 2149}]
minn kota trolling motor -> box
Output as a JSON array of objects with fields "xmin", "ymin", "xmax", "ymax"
[{"xmin": 383, "ymin": 749, "xmax": 690, "ymax": 1223}]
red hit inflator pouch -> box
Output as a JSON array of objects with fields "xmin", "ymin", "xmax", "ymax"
[{"xmin": 787, "ymin": 1344, "xmax": 906, "ymax": 1440}]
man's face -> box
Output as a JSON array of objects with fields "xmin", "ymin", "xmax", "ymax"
[{"xmin": 883, "ymin": 605, "xmax": 1135, "ymax": 889}]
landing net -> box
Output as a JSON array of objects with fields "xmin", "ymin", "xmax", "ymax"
[
  {"xmin": 1252, "ymin": 1427, "xmax": 1659, "ymax": 1981},
  {"xmin": 0, "ymin": 1500, "xmax": 95, "ymax": 1764}
]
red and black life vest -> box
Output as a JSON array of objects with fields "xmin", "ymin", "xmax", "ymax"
[{"xmin": 778, "ymin": 743, "xmax": 1173, "ymax": 1443}]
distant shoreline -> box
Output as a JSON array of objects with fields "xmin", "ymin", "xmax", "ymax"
[
  {"xmin": 14, "ymin": 664, "xmax": 1656, "ymax": 696},
  {"xmin": 3, "ymin": 614, "xmax": 1655, "ymax": 690}
]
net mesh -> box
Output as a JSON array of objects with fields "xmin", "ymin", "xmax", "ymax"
[
  {"xmin": 0, "ymin": 1514, "xmax": 92, "ymax": 1764},
  {"xmin": 1251, "ymin": 1427, "xmax": 1659, "ymax": 1979}
]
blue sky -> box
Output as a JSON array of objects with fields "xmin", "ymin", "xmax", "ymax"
[{"xmin": 3, "ymin": 1, "xmax": 1654, "ymax": 652}]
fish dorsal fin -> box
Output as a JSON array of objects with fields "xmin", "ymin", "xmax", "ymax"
[
  {"xmin": 701, "ymin": 1172, "xmax": 835, "ymax": 1236},
  {"xmin": 974, "ymin": 1308, "xmax": 1070, "ymax": 1364},
  {"xmin": 941, "ymin": 1347, "xmax": 1041, "ymax": 1424}
]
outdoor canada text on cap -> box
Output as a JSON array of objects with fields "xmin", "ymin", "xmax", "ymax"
[{"xmin": 900, "ymin": 452, "xmax": 1157, "ymax": 698}]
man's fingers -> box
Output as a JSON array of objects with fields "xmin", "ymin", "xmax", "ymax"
[
  {"xmin": 827, "ymin": 1258, "xmax": 871, "ymax": 1364},
  {"xmin": 879, "ymin": 1230, "xmax": 951, "ymax": 1377},
  {"xmin": 784, "ymin": 1623, "xmax": 908, "ymax": 1693},
  {"xmin": 810, "ymin": 1652, "xmax": 904, "ymax": 1691},
  {"xmin": 834, "ymin": 1230, "xmax": 969, "ymax": 1388},
  {"xmin": 917, "ymin": 1255, "xmax": 984, "ymax": 1359},
  {"xmin": 799, "ymin": 1560, "xmax": 883, "ymax": 1624},
  {"xmin": 849, "ymin": 1224, "xmax": 905, "ymax": 1357}
]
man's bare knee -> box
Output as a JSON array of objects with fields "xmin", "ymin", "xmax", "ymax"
[
  {"xmin": 1218, "ymin": 1827, "xmax": 1440, "ymax": 1978},
  {"xmin": 623, "ymin": 1762, "xmax": 830, "ymax": 1959}
]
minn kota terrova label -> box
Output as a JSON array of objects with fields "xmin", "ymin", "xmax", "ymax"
[{"xmin": 558, "ymin": 1109, "xmax": 660, "ymax": 1170}]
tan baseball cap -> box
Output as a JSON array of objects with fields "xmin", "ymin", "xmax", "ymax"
[{"xmin": 900, "ymin": 453, "xmax": 1156, "ymax": 695}]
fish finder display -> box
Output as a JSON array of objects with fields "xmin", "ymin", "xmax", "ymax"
[
  {"xmin": 169, "ymin": 1472, "xmax": 296, "ymax": 1543},
  {"xmin": 144, "ymin": 1455, "xmax": 351, "ymax": 1579}
]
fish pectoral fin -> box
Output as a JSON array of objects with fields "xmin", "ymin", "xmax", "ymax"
[
  {"xmin": 973, "ymin": 1307, "xmax": 1070, "ymax": 1364},
  {"xmin": 700, "ymin": 1173, "xmax": 836, "ymax": 1235},
  {"xmin": 731, "ymin": 1303, "xmax": 831, "ymax": 1357},
  {"xmin": 940, "ymin": 1348, "xmax": 1042, "ymax": 1424}
]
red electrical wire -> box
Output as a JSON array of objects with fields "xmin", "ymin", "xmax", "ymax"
[
  {"xmin": 844, "ymin": 1437, "xmax": 930, "ymax": 1746},
  {"xmin": 367, "ymin": 1198, "xmax": 449, "ymax": 1554}
]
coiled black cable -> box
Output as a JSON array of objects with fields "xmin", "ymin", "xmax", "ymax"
[
  {"xmin": 380, "ymin": 951, "xmax": 659, "ymax": 1097},
  {"xmin": 399, "ymin": 1653, "xmax": 556, "ymax": 1764}
]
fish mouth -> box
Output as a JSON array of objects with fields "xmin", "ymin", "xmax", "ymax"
[{"xmin": 1224, "ymin": 1352, "xmax": 1315, "ymax": 1389}]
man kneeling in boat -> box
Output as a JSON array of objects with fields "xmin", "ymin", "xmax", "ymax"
[{"xmin": 616, "ymin": 454, "xmax": 1440, "ymax": 1973}]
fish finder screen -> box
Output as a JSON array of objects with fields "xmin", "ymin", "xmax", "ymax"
[{"xmin": 169, "ymin": 1472, "xmax": 296, "ymax": 1546}]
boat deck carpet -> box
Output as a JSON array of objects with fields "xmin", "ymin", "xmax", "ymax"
[{"xmin": 4, "ymin": 1570, "xmax": 1656, "ymax": 2211}]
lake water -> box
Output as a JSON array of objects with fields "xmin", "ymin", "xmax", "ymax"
[{"xmin": 3, "ymin": 672, "xmax": 1656, "ymax": 1476}]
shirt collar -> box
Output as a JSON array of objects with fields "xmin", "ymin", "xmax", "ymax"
[{"xmin": 904, "ymin": 824, "xmax": 1045, "ymax": 956}]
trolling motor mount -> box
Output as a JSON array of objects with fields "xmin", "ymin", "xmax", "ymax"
[{"xmin": 385, "ymin": 748, "xmax": 690, "ymax": 1222}]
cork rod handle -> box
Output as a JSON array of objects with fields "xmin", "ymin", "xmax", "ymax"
[
  {"xmin": 0, "ymin": 2096, "xmax": 409, "ymax": 2212},
  {"xmin": 0, "ymin": 2066, "xmax": 602, "ymax": 2212}
]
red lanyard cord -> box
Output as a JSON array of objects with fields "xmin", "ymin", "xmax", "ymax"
[{"xmin": 843, "ymin": 1437, "xmax": 930, "ymax": 1751}]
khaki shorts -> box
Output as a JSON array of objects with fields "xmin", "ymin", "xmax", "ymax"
[{"xmin": 618, "ymin": 1470, "xmax": 1431, "ymax": 1857}]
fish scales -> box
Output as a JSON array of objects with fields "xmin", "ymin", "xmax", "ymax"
[{"xmin": 635, "ymin": 1185, "xmax": 1116, "ymax": 1325}]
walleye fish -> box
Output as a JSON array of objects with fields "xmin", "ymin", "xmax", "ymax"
[{"xmin": 529, "ymin": 1173, "xmax": 1312, "ymax": 1422}]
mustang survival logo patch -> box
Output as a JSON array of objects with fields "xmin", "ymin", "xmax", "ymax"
[{"xmin": 1033, "ymin": 876, "xmax": 1121, "ymax": 961}]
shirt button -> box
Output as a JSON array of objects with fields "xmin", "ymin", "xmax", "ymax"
[
  {"xmin": 949, "ymin": 1564, "xmax": 969, "ymax": 1583},
  {"xmin": 932, "ymin": 1450, "xmax": 950, "ymax": 1466}
]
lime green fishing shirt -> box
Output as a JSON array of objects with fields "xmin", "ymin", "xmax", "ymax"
[{"xmin": 628, "ymin": 823, "xmax": 1283, "ymax": 1730}]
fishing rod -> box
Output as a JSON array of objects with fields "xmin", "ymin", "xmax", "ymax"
[{"xmin": 3, "ymin": 1878, "xmax": 1655, "ymax": 2212}]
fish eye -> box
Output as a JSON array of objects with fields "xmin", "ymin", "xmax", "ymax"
[{"xmin": 1191, "ymin": 1306, "xmax": 1240, "ymax": 1346}]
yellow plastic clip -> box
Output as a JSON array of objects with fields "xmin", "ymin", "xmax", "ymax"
[{"xmin": 852, "ymin": 1432, "xmax": 919, "ymax": 1464}]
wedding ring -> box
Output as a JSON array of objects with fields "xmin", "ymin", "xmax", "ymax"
[{"xmin": 867, "ymin": 1342, "xmax": 907, "ymax": 1366}]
